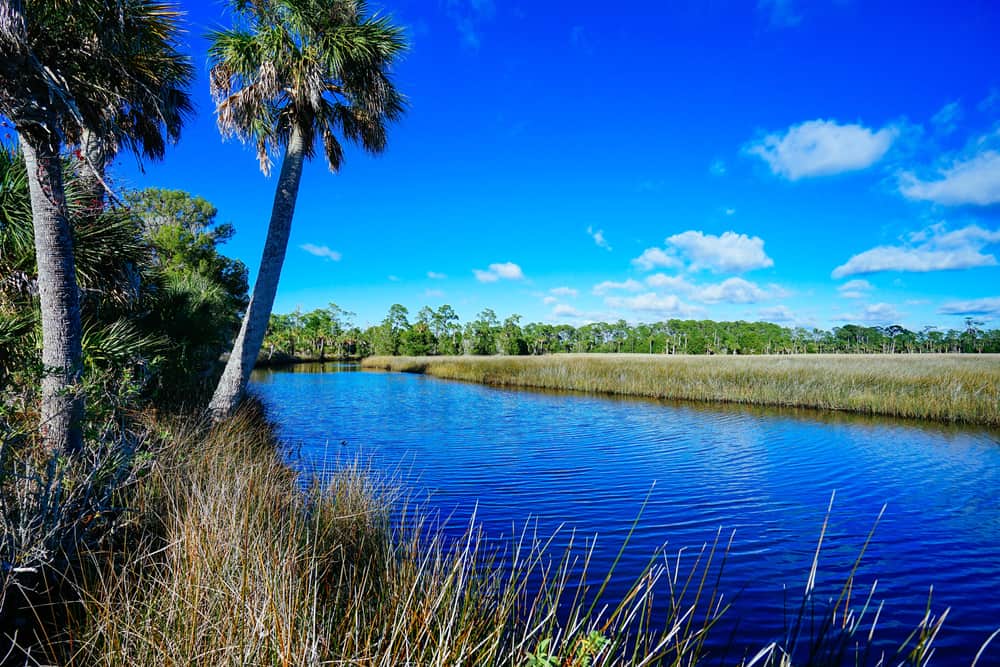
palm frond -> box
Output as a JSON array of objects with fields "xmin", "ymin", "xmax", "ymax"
[{"xmin": 207, "ymin": 0, "xmax": 407, "ymax": 174}]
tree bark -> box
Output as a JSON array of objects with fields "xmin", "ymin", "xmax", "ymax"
[
  {"xmin": 209, "ymin": 127, "xmax": 307, "ymax": 420},
  {"xmin": 78, "ymin": 128, "xmax": 109, "ymax": 214},
  {"xmin": 20, "ymin": 132, "xmax": 84, "ymax": 454}
]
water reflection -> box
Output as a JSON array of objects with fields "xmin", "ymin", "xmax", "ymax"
[{"xmin": 251, "ymin": 363, "xmax": 1000, "ymax": 665}]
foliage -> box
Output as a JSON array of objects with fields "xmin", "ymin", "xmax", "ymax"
[
  {"xmin": 207, "ymin": 0, "xmax": 407, "ymax": 175},
  {"xmin": 261, "ymin": 303, "xmax": 359, "ymax": 361},
  {"xmin": 0, "ymin": 151, "xmax": 248, "ymax": 407},
  {"xmin": 313, "ymin": 303, "xmax": 1000, "ymax": 359},
  {"xmin": 0, "ymin": 0, "xmax": 193, "ymax": 160},
  {"xmin": 128, "ymin": 188, "xmax": 249, "ymax": 401}
]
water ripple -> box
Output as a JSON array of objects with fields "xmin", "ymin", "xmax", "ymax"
[{"xmin": 253, "ymin": 364, "xmax": 1000, "ymax": 665}]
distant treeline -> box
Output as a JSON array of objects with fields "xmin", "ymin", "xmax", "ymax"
[{"xmin": 263, "ymin": 303, "xmax": 1000, "ymax": 359}]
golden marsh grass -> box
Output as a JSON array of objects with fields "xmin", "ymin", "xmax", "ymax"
[{"xmin": 361, "ymin": 353, "xmax": 1000, "ymax": 426}]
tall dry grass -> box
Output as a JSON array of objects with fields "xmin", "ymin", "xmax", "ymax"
[
  {"xmin": 4, "ymin": 404, "xmax": 992, "ymax": 665},
  {"xmin": 361, "ymin": 354, "xmax": 1000, "ymax": 425},
  {"xmin": 58, "ymin": 405, "xmax": 741, "ymax": 665}
]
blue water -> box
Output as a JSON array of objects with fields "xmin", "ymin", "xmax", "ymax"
[{"xmin": 252, "ymin": 363, "xmax": 1000, "ymax": 664}]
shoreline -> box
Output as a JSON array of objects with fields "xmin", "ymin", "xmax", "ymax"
[{"xmin": 361, "ymin": 353, "xmax": 1000, "ymax": 426}]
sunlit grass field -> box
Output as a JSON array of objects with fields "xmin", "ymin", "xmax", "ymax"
[{"xmin": 362, "ymin": 354, "xmax": 1000, "ymax": 426}]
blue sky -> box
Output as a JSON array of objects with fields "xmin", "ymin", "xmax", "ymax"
[{"xmin": 114, "ymin": 0, "xmax": 1000, "ymax": 331}]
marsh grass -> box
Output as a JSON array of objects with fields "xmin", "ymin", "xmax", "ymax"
[
  {"xmin": 4, "ymin": 404, "xmax": 995, "ymax": 665},
  {"xmin": 361, "ymin": 354, "xmax": 1000, "ymax": 426}
]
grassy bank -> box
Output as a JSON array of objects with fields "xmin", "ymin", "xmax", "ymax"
[
  {"xmin": 362, "ymin": 353, "xmax": 1000, "ymax": 426},
  {"xmin": 5, "ymin": 404, "xmax": 995, "ymax": 664}
]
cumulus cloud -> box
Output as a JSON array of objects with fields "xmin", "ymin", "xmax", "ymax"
[
  {"xmin": 837, "ymin": 303, "xmax": 902, "ymax": 325},
  {"xmin": 587, "ymin": 226, "xmax": 612, "ymax": 251},
  {"xmin": 667, "ymin": 230, "xmax": 774, "ymax": 273},
  {"xmin": 838, "ymin": 279, "xmax": 874, "ymax": 299},
  {"xmin": 592, "ymin": 279, "xmax": 644, "ymax": 296},
  {"xmin": 552, "ymin": 304, "xmax": 582, "ymax": 318},
  {"xmin": 899, "ymin": 151, "xmax": 1000, "ymax": 206},
  {"xmin": 832, "ymin": 224, "xmax": 1000, "ymax": 278},
  {"xmin": 695, "ymin": 277, "xmax": 772, "ymax": 304},
  {"xmin": 758, "ymin": 305, "xmax": 796, "ymax": 323},
  {"xmin": 543, "ymin": 296, "xmax": 558, "ymax": 305},
  {"xmin": 746, "ymin": 119, "xmax": 897, "ymax": 180},
  {"xmin": 645, "ymin": 273, "xmax": 692, "ymax": 290},
  {"xmin": 632, "ymin": 247, "xmax": 681, "ymax": 271},
  {"xmin": 474, "ymin": 261, "xmax": 524, "ymax": 283},
  {"xmin": 427, "ymin": 271, "xmax": 447, "ymax": 279},
  {"xmin": 710, "ymin": 159, "xmax": 727, "ymax": 176},
  {"xmin": 604, "ymin": 292, "xmax": 701, "ymax": 318},
  {"xmin": 300, "ymin": 243, "xmax": 342, "ymax": 261},
  {"xmin": 550, "ymin": 286, "xmax": 579, "ymax": 298},
  {"xmin": 939, "ymin": 297, "xmax": 1000, "ymax": 317}
]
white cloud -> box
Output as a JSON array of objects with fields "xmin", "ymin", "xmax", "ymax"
[
  {"xmin": 427, "ymin": 271, "xmax": 447, "ymax": 280},
  {"xmin": 724, "ymin": 208, "xmax": 736, "ymax": 216},
  {"xmin": 592, "ymin": 279, "xmax": 644, "ymax": 296},
  {"xmin": 695, "ymin": 277, "xmax": 771, "ymax": 304},
  {"xmin": 665, "ymin": 230, "xmax": 774, "ymax": 273},
  {"xmin": 939, "ymin": 297, "xmax": 1000, "ymax": 317},
  {"xmin": 587, "ymin": 226, "xmax": 612, "ymax": 251},
  {"xmin": 838, "ymin": 303, "xmax": 902, "ymax": 325},
  {"xmin": 832, "ymin": 224, "xmax": 1000, "ymax": 278},
  {"xmin": 899, "ymin": 151, "xmax": 1000, "ymax": 206},
  {"xmin": 604, "ymin": 292, "xmax": 701, "ymax": 318},
  {"xmin": 474, "ymin": 261, "xmax": 524, "ymax": 283},
  {"xmin": 758, "ymin": 305, "xmax": 795, "ymax": 323},
  {"xmin": 550, "ymin": 286, "xmax": 578, "ymax": 298},
  {"xmin": 300, "ymin": 243, "xmax": 342, "ymax": 261},
  {"xmin": 746, "ymin": 119, "xmax": 897, "ymax": 180},
  {"xmin": 387, "ymin": 275, "xmax": 400, "ymax": 282},
  {"xmin": 710, "ymin": 159, "xmax": 727, "ymax": 176},
  {"xmin": 552, "ymin": 304, "xmax": 581, "ymax": 318},
  {"xmin": 424, "ymin": 289, "xmax": 445, "ymax": 299},
  {"xmin": 632, "ymin": 247, "xmax": 682, "ymax": 271},
  {"xmin": 645, "ymin": 273, "xmax": 692, "ymax": 290},
  {"xmin": 634, "ymin": 231, "xmax": 772, "ymax": 274},
  {"xmin": 931, "ymin": 101, "xmax": 962, "ymax": 135},
  {"xmin": 838, "ymin": 279, "xmax": 874, "ymax": 299},
  {"xmin": 543, "ymin": 296, "xmax": 558, "ymax": 305}
]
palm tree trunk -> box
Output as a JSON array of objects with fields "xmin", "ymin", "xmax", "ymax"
[
  {"xmin": 20, "ymin": 133, "xmax": 84, "ymax": 454},
  {"xmin": 78, "ymin": 128, "xmax": 109, "ymax": 213},
  {"xmin": 209, "ymin": 127, "xmax": 307, "ymax": 420}
]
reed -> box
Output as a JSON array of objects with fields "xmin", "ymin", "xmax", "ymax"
[
  {"xmin": 7, "ymin": 405, "xmax": 995, "ymax": 665},
  {"xmin": 361, "ymin": 353, "xmax": 1000, "ymax": 426}
]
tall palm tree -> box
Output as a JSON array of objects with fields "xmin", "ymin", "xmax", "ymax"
[
  {"xmin": 0, "ymin": 1, "xmax": 192, "ymax": 453},
  {"xmin": 207, "ymin": 0, "xmax": 406, "ymax": 419}
]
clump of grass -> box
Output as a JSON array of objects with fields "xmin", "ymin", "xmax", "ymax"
[
  {"xmin": 49, "ymin": 405, "xmax": 993, "ymax": 665},
  {"xmin": 61, "ymin": 405, "xmax": 741, "ymax": 665},
  {"xmin": 361, "ymin": 354, "xmax": 1000, "ymax": 425},
  {"xmin": 7, "ymin": 403, "xmax": 994, "ymax": 664}
]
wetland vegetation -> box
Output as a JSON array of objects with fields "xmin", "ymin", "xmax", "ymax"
[{"xmin": 362, "ymin": 353, "xmax": 1000, "ymax": 426}]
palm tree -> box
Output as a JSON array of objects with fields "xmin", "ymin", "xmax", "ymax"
[
  {"xmin": 0, "ymin": 1, "xmax": 192, "ymax": 453},
  {"xmin": 207, "ymin": 0, "xmax": 406, "ymax": 419}
]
